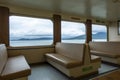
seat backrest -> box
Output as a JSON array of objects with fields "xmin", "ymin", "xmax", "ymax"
[
  {"xmin": 0, "ymin": 44, "xmax": 8, "ymax": 74},
  {"xmin": 55, "ymin": 42, "xmax": 85, "ymax": 61},
  {"xmin": 89, "ymin": 42, "xmax": 120, "ymax": 54}
]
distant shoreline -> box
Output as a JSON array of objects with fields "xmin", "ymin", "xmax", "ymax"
[{"xmin": 10, "ymin": 32, "xmax": 107, "ymax": 41}]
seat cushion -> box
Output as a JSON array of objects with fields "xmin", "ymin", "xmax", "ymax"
[
  {"xmin": 45, "ymin": 53, "xmax": 82, "ymax": 68},
  {"xmin": 90, "ymin": 50, "xmax": 120, "ymax": 58},
  {"xmin": 0, "ymin": 44, "xmax": 8, "ymax": 74},
  {"xmin": 91, "ymin": 55, "xmax": 101, "ymax": 63},
  {"xmin": 1, "ymin": 55, "xmax": 31, "ymax": 80}
]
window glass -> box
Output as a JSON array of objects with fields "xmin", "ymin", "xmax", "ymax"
[
  {"xmin": 10, "ymin": 15, "xmax": 53, "ymax": 46},
  {"xmin": 61, "ymin": 21, "xmax": 86, "ymax": 43},
  {"xmin": 92, "ymin": 24, "xmax": 107, "ymax": 41}
]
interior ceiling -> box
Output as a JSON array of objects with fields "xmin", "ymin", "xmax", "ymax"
[{"xmin": 0, "ymin": 0, "xmax": 120, "ymax": 21}]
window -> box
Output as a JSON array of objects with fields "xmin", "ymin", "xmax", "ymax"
[
  {"xmin": 92, "ymin": 24, "xmax": 107, "ymax": 41},
  {"xmin": 10, "ymin": 15, "xmax": 53, "ymax": 46},
  {"xmin": 61, "ymin": 21, "xmax": 86, "ymax": 43}
]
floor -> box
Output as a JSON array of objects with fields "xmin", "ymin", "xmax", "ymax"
[
  {"xmin": 91, "ymin": 69, "xmax": 120, "ymax": 80},
  {"xmin": 28, "ymin": 62, "xmax": 119, "ymax": 80}
]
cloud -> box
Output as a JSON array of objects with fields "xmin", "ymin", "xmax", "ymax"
[
  {"xmin": 92, "ymin": 24, "xmax": 107, "ymax": 34},
  {"xmin": 10, "ymin": 16, "xmax": 106, "ymax": 37},
  {"xmin": 10, "ymin": 16, "xmax": 53, "ymax": 37},
  {"xmin": 62, "ymin": 21, "xmax": 85, "ymax": 36}
]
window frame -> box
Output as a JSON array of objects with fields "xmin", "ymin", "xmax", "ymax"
[{"xmin": 9, "ymin": 14, "xmax": 54, "ymax": 47}]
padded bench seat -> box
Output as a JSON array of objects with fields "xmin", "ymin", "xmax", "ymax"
[
  {"xmin": 45, "ymin": 43, "xmax": 101, "ymax": 78},
  {"xmin": 89, "ymin": 42, "xmax": 120, "ymax": 65},
  {"xmin": 0, "ymin": 44, "xmax": 31, "ymax": 80},
  {"xmin": 1, "ymin": 55, "xmax": 31, "ymax": 80},
  {"xmin": 46, "ymin": 54, "xmax": 82, "ymax": 68}
]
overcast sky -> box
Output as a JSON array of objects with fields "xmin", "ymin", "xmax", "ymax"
[{"xmin": 10, "ymin": 16, "xmax": 106, "ymax": 37}]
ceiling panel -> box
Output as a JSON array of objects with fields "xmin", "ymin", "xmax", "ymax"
[{"xmin": 0, "ymin": 0, "xmax": 120, "ymax": 21}]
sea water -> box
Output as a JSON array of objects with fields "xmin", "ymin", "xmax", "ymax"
[{"xmin": 10, "ymin": 39, "xmax": 106, "ymax": 47}]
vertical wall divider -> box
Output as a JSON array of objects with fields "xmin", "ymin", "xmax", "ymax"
[
  {"xmin": 0, "ymin": 6, "xmax": 9, "ymax": 46},
  {"xmin": 53, "ymin": 14, "xmax": 61, "ymax": 45},
  {"xmin": 85, "ymin": 19, "xmax": 92, "ymax": 43}
]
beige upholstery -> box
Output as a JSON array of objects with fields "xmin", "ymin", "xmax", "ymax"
[
  {"xmin": 56, "ymin": 43, "xmax": 84, "ymax": 61},
  {"xmin": 91, "ymin": 50, "xmax": 120, "ymax": 58},
  {"xmin": 89, "ymin": 42, "xmax": 120, "ymax": 64},
  {"xmin": 46, "ymin": 54, "xmax": 82, "ymax": 68},
  {"xmin": 0, "ymin": 44, "xmax": 8, "ymax": 74},
  {"xmin": 1, "ymin": 55, "xmax": 31, "ymax": 80},
  {"xmin": 89, "ymin": 42, "xmax": 120, "ymax": 55},
  {"xmin": 45, "ymin": 42, "xmax": 101, "ymax": 78},
  {"xmin": 0, "ymin": 44, "xmax": 31, "ymax": 80},
  {"xmin": 91, "ymin": 55, "xmax": 101, "ymax": 63}
]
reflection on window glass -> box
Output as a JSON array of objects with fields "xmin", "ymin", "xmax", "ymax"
[
  {"xmin": 10, "ymin": 15, "xmax": 53, "ymax": 46},
  {"xmin": 92, "ymin": 24, "xmax": 107, "ymax": 42},
  {"xmin": 62, "ymin": 21, "xmax": 86, "ymax": 43}
]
